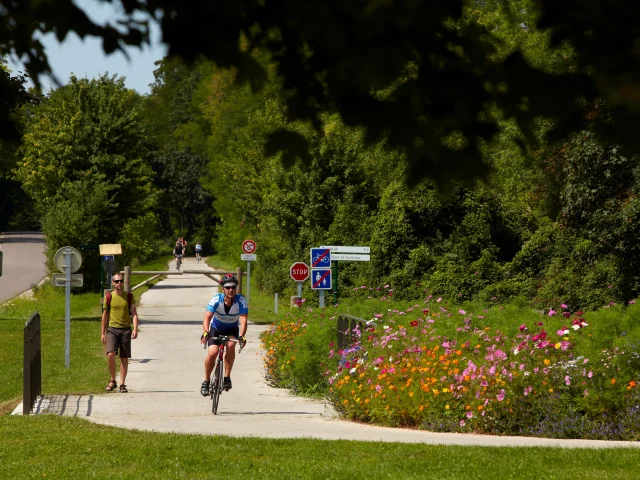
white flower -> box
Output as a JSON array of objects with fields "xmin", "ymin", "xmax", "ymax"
[
  {"xmin": 383, "ymin": 325, "xmax": 390, "ymax": 330},
  {"xmin": 389, "ymin": 357, "xmax": 393, "ymax": 362},
  {"xmin": 572, "ymin": 325, "xmax": 580, "ymax": 330},
  {"xmin": 524, "ymin": 371, "xmax": 531, "ymax": 376},
  {"xmin": 514, "ymin": 347, "xmax": 520, "ymax": 355},
  {"xmin": 349, "ymin": 367, "xmax": 356, "ymax": 374}
]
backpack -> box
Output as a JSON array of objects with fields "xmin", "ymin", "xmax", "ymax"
[{"xmin": 105, "ymin": 290, "xmax": 133, "ymax": 315}]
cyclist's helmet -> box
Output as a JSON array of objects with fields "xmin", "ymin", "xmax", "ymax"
[{"xmin": 222, "ymin": 274, "xmax": 238, "ymax": 288}]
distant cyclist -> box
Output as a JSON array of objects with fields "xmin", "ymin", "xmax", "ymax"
[
  {"xmin": 200, "ymin": 274, "xmax": 248, "ymax": 395},
  {"xmin": 195, "ymin": 242, "xmax": 202, "ymax": 262},
  {"xmin": 173, "ymin": 241, "xmax": 184, "ymax": 270}
]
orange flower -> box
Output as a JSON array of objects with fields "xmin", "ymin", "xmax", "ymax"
[{"xmin": 611, "ymin": 379, "xmax": 617, "ymax": 385}]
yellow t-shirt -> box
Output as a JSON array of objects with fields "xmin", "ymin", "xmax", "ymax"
[{"xmin": 108, "ymin": 292, "xmax": 134, "ymax": 328}]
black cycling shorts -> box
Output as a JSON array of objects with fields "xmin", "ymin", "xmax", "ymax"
[{"xmin": 207, "ymin": 326, "xmax": 239, "ymax": 346}]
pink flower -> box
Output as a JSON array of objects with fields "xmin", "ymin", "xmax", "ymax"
[
  {"xmin": 560, "ymin": 303, "xmax": 568, "ymax": 309},
  {"xmin": 466, "ymin": 411, "xmax": 473, "ymax": 419},
  {"xmin": 437, "ymin": 297, "xmax": 443, "ymax": 303},
  {"xmin": 329, "ymin": 349, "xmax": 335, "ymax": 359},
  {"xmin": 460, "ymin": 420, "xmax": 465, "ymax": 427},
  {"xmin": 547, "ymin": 309, "xmax": 556, "ymax": 316},
  {"xmin": 458, "ymin": 309, "xmax": 466, "ymax": 315},
  {"xmin": 497, "ymin": 389, "xmax": 505, "ymax": 401},
  {"xmin": 557, "ymin": 327, "xmax": 570, "ymax": 336},
  {"xmin": 588, "ymin": 371, "xmax": 593, "ymax": 378},
  {"xmin": 565, "ymin": 375, "xmax": 571, "ymax": 386},
  {"xmin": 524, "ymin": 386, "xmax": 533, "ymax": 396},
  {"xmin": 519, "ymin": 324, "xmax": 528, "ymax": 332}
]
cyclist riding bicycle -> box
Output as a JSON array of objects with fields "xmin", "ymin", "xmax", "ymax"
[
  {"xmin": 195, "ymin": 242, "xmax": 202, "ymax": 261},
  {"xmin": 173, "ymin": 241, "xmax": 184, "ymax": 269},
  {"xmin": 200, "ymin": 274, "xmax": 248, "ymax": 396}
]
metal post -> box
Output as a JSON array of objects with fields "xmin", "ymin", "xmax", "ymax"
[
  {"xmin": 64, "ymin": 248, "xmax": 71, "ymax": 369},
  {"xmin": 274, "ymin": 293, "xmax": 278, "ymax": 314},
  {"xmin": 333, "ymin": 261, "xmax": 338, "ymax": 305},
  {"xmin": 319, "ymin": 290, "xmax": 325, "ymax": 308},
  {"xmin": 246, "ymin": 261, "xmax": 251, "ymax": 302},
  {"xmin": 297, "ymin": 281, "xmax": 302, "ymax": 298}
]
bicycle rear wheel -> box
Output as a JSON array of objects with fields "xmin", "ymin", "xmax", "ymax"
[{"xmin": 211, "ymin": 358, "xmax": 224, "ymax": 414}]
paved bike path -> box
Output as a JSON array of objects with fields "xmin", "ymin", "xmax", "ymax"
[{"xmin": 19, "ymin": 258, "xmax": 640, "ymax": 448}]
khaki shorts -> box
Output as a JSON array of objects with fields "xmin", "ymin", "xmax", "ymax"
[{"xmin": 106, "ymin": 327, "xmax": 132, "ymax": 358}]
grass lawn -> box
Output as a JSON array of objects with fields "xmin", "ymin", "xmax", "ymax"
[
  {"xmin": 1, "ymin": 415, "xmax": 640, "ymax": 480},
  {"xmin": 0, "ymin": 256, "xmax": 172, "ymax": 414}
]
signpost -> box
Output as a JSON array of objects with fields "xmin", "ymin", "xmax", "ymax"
[
  {"xmin": 320, "ymin": 246, "xmax": 371, "ymax": 304},
  {"xmin": 241, "ymin": 240, "xmax": 257, "ymax": 302},
  {"xmin": 53, "ymin": 246, "xmax": 83, "ymax": 369},
  {"xmin": 290, "ymin": 262, "xmax": 309, "ymax": 298}
]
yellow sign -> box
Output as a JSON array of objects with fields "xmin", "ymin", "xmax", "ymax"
[{"xmin": 99, "ymin": 244, "xmax": 122, "ymax": 255}]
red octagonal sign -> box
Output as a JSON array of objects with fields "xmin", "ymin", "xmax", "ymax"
[{"xmin": 290, "ymin": 262, "xmax": 310, "ymax": 282}]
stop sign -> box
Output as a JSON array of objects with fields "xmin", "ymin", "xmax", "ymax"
[{"xmin": 290, "ymin": 262, "xmax": 310, "ymax": 282}]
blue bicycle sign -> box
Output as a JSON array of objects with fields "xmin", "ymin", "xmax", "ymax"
[{"xmin": 310, "ymin": 248, "xmax": 331, "ymax": 268}]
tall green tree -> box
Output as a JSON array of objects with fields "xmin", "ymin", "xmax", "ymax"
[
  {"xmin": 142, "ymin": 58, "xmax": 217, "ymax": 248},
  {"xmin": 15, "ymin": 75, "xmax": 158, "ymax": 288}
]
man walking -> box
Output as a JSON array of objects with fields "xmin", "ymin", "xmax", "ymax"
[{"xmin": 101, "ymin": 273, "xmax": 139, "ymax": 393}]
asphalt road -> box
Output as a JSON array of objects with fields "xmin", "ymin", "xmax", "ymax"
[
  {"xmin": 0, "ymin": 231, "xmax": 46, "ymax": 305},
  {"xmin": 14, "ymin": 256, "xmax": 640, "ymax": 448}
]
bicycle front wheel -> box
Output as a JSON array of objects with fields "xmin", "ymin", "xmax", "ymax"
[{"xmin": 211, "ymin": 358, "xmax": 224, "ymax": 414}]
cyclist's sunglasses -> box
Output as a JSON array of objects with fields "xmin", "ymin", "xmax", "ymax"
[
  {"xmin": 223, "ymin": 285, "xmax": 236, "ymax": 290},
  {"xmin": 113, "ymin": 279, "xmax": 124, "ymax": 283}
]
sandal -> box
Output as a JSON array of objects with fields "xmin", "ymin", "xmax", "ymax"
[
  {"xmin": 119, "ymin": 384, "xmax": 128, "ymax": 393},
  {"xmin": 106, "ymin": 380, "xmax": 117, "ymax": 392}
]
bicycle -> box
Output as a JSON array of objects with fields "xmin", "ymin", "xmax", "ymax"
[
  {"xmin": 205, "ymin": 335, "xmax": 243, "ymax": 414},
  {"xmin": 175, "ymin": 254, "xmax": 182, "ymax": 271},
  {"xmin": 196, "ymin": 251, "xmax": 202, "ymax": 263}
]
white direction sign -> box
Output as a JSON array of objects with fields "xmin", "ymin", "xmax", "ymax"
[
  {"xmin": 321, "ymin": 245, "xmax": 370, "ymax": 254},
  {"xmin": 320, "ymin": 246, "xmax": 370, "ymax": 261},
  {"xmin": 330, "ymin": 254, "xmax": 370, "ymax": 261},
  {"xmin": 241, "ymin": 254, "xmax": 257, "ymax": 261}
]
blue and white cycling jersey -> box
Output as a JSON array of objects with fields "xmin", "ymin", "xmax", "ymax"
[
  {"xmin": 206, "ymin": 293, "xmax": 248, "ymax": 332},
  {"xmin": 195, "ymin": 244, "xmax": 202, "ymax": 251}
]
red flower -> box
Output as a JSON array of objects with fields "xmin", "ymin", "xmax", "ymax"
[{"xmin": 410, "ymin": 320, "xmax": 419, "ymax": 327}]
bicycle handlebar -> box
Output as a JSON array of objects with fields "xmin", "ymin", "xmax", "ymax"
[{"xmin": 202, "ymin": 335, "xmax": 243, "ymax": 352}]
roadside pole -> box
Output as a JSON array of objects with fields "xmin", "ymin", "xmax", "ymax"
[
  {"xmin": 64, "ymin": 248, "xmax": 71, "ymax": 369},
  {"xmin": 246, "ymin": 260, "xmax": 251, "ymax": 302},
  {"xmin": 53, "ymin": 246, "xmax": 83, "ymax": 369}
]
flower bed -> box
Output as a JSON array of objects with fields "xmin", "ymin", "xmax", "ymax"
[{"xmin": 262, "ymin": 298, "xmax": 640, "ymax": 440}]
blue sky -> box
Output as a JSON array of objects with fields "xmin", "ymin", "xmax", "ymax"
[{"xmin": 7, "ymin": 1, "xmax": 167, "ymax": 95}]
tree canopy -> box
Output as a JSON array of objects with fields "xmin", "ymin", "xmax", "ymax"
[{"xmin": 2, "ymin": 0, "xmax": 640, "ymax": 183}]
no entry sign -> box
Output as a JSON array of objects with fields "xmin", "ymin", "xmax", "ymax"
[{"xmin": 290, "ymin": 262, "xmax": 309, "ymax": 282}]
